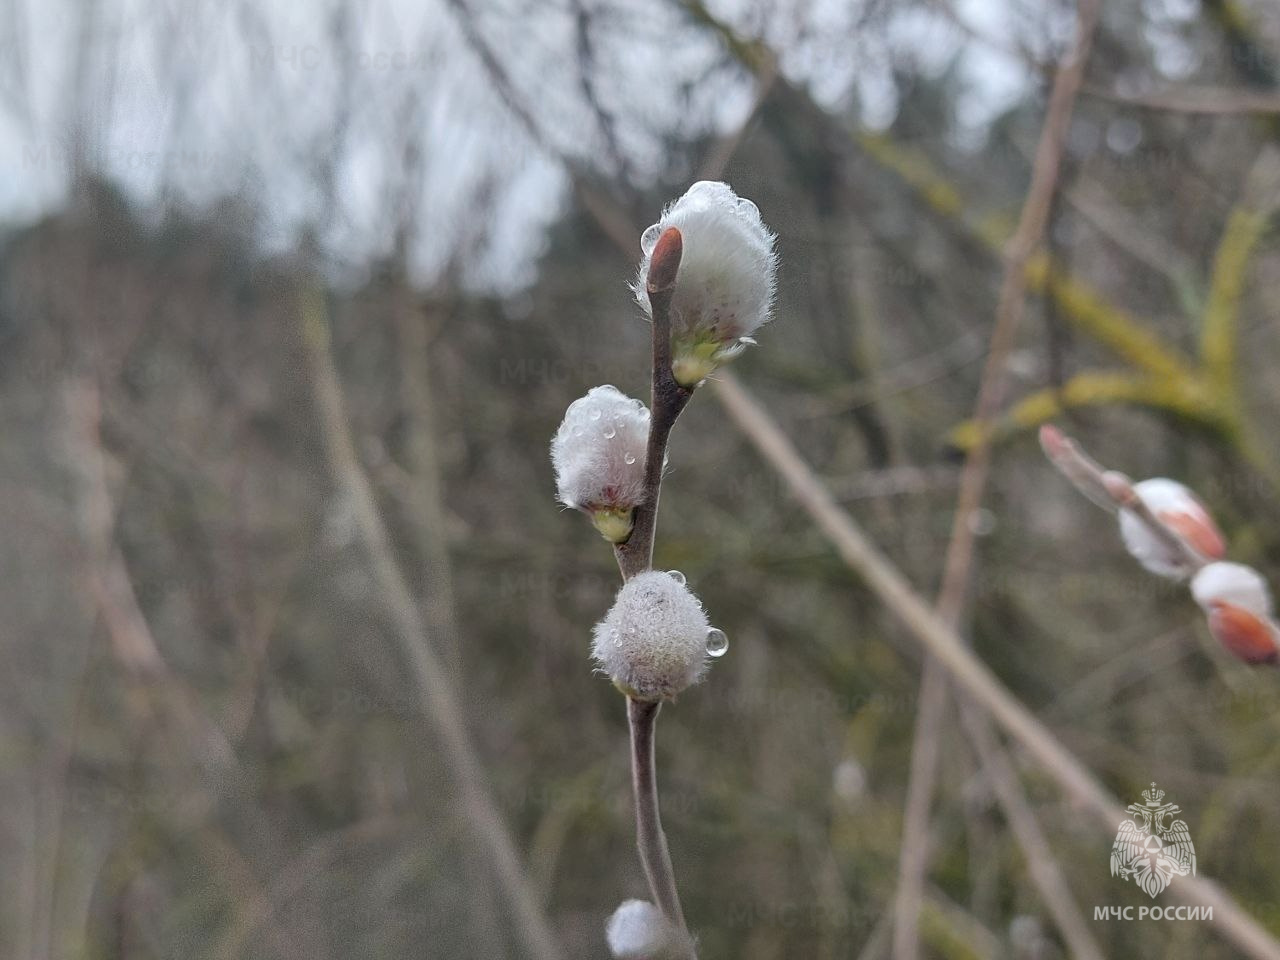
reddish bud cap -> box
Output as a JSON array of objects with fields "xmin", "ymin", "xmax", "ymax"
[
  {"xmin": 1038, "ymin": 424, "xmax": 1066, "ymax": 459},
  {"xmin": 646, "ymin": 227, "xmax": 683, "ymax": 294},
  {"xmin": 1208, "ymin": 602, "xmax": 1280, "ymax": 665}
]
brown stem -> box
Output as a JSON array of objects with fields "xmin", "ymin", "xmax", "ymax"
[
  {"xmin": 628, "ymin": 698, "xmax": 693, "ymax": 952},
  {"xmin": 615, "ymin": 228, "xmax": 693, "ymax": 581},
  {"xmin": 610, "ymin": 229, "xmax": 697, "ymax": 956},
  {"xmin": 1040, "ymin": 424, "xmax": 1210, "ymax": 575}
]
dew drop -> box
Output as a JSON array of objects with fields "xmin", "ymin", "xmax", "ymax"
[
  {"xmin": 624, "ymin": 453, "xmax": 636, "ymax": 465},
  {"xmin": 705, "ymin": 627, "xmax": 728, "ymax": 658},
  {"xmin": 967, "ymin": 508, "xmax": 997, "ymax": 537},
  {"xmin": 666, "ymin": 570, "xmax": 685, "ymax": 585},
  {"xmin": 603, "ymin": 425, "xmax": 617, "ymax": 439},
  {"xmin": 641, "ymin": 224, "xmax": 662, "ymax": 255},
  {"xmin": 588, "ymin": 407, "xmax": 602, "ymax": 421}
]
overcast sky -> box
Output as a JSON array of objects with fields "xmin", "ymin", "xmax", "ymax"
[{"xmin": 0, "ymin": 0, "xmax": 1202, "ymax": 291}]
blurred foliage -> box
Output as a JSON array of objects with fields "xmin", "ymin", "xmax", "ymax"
[{"xmin": 3, "ymin": 1, "xmax": 1280, "ymax": 959}]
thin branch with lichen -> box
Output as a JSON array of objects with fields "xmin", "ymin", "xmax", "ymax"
[
  {"xmin": 676, "ymin": 0, "xmax": 1266, "ymax": 481},
  {"xmin": 947, "ymin": 369, "xmax": 1222, "ymax": 449},
  {"xmin": 855, "ymin": 130, "xmax": 1199, "ymax": 384},
  {"xmin": 1201, "ymin": 145, "xmax": 1280, "ymax": 399}
]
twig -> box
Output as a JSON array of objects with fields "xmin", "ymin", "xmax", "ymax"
[
  {"xmin": 65, "ymin": 379, "xmax": 319, "ymax": 960},
  {"xmin": 65, "ymin": 381, "xmax": 248, "ymax": 777},
  {"xmin": 437, "ymin": 10, "xmax": 1240, "ymax": 952},
  {"xmin": 212, "ymin": 816, "xmax": 401, "ymax": 960},
  {"xmin": 1062, "ymin": 177, "xmax": 1202, "ymax": 313},
  {"xmin": 1039, "ymin": 424, "xmax": 1211, "ymax": 574},
  {"xmin": 1037, "ymin": 422, "xmax": 1121, "ymax": 511},
  {"xmin": 694, "ymin": 54, "xmax": 778, "ymax": 182},
  {"xmin": 1083, "ymin": 84, "xmax": 1280, "ymax": 115},
  {"xmin": 393, "ymin": 288, "xmax": 466, "ymax": 671},
  {"xmin": 449, "ymin": 15, "xmax": 1093, "ymax": 942},
  {"xmin": 437, "ymin": 17, "xmax": 696, "ymax": 945},
  {"xmin": 628, "ymin": 700, "xmax": 688, "ymax": 932},
  {"xmin": 891, "ymin": 677, "xmax": 947, "ymax": 960},
  {"xmin": 393, "ymin": 286, "xmax": 505, "ymax": 950},
  {"xmin": 956, "ymin": 710, "xmax": 1102, "ymax": 960},
  {"xmin": 615, "ymin": 228, "xmax": 693, "ymax": 582},
  {"xmin": 612, "ymin": 230, "xmax": 698, "ymax": 958},
  {"xmin": 296, "ymin": 289, "xmax": 563, "ymax": 960},
  {"xmin": 893, "ymin": 1, "xmax": 1101, "ymax": 956},
  {"xmin": 712, "ymin": 369, "xmax": 1280, "ymax": 960},
  {"xmin": 1201, "ymin": 145, "xmax": 1280, "ymax": 400}
]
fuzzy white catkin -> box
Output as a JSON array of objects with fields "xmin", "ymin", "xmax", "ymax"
[
  {"xmin": 1117, "ymin": 478, "xmax": 1221, "ymax": 579},
  {"xmin": 592, "ymin": 571, "xmax": 711, "ymax": 701},
  {"xmin": 1191, "ymin": 562, "xmax": 1273, "ymax": 617},
  {"xmin": 606, "ymin": 900, "xmax": 680, "ymax": 959},
  {"xmin": 551, "ymin": 385, "xmax": 650, "ymax": 512},
  {"xmin": 633, "ymin": 181, "xmax": 778, "ymax": 385}
]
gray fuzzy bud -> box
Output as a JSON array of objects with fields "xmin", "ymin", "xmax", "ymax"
[
  {"xmin": 592, "ymin": 571, "xmax": 712, "ymax": 701},
  {"xmin": 606, "ymin": 900, "xmax": 682, "ymax": 959}
]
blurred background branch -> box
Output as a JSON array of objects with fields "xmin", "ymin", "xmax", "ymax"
[{"xmin": 296, "ymin": 288, "xmax": 562, "ymax": 960}]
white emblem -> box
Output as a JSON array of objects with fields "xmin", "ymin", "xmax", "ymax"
[{"xmin": 1110, "ymin": 782, "xmax": 1196, "ymax": 899}]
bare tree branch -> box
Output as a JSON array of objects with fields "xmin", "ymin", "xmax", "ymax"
[
  {"xmin": 894, "ymin": 2, "xmax": 1101, "ymax": 956},
  {"xmin": 296, "ymin": 289, "xmax": 563, "ymax": 960},
  {"xmin": 1084, "ymin": 84, "xmax": 1280, "ymax": 115},
  {"xmin": 712, "ymin": 369, "xmax": 1280, "ymax": 960}
]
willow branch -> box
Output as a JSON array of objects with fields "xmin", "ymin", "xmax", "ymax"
[
  {"xmin": 712, "ymin": 369, "xmax": 1280, "ymax": 960},
  {"xmin": 610, "ymin": 230, "xmax": 698, "ymax": 957},
  {"xmin": 1039, "ymin": 424, "xmax": 1211, "ymax": 574},
  {"xmin": 615, "ymin": 228, "xmax": 692, "ymax": 582},
  {"xmin": 429, "ymin": 25, "xmax": 697, "ymax": 940},
  {"xmin": 629, "ymin": 699, "xmax": 694, "ymax": 951}
]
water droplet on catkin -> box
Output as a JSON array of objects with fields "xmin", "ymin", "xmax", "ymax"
[
  {"xmin": 589, "ymin": 407, "xmax": 602, "ymax": 421},
  {"xmin": 641, "ymin": 224, "xmax": 662, "ymax": 255},
  {"xmin": 967, "ymin": 508, "xmax": 997, "ymax": 537},
  {"xmin": 705, "ymin": 628, "xmax": 728, "ymax": 658},
  {"xmin": 624, "ymin": 453, "xmax": 636, "ymax": 465},
  {"xmin": 603, "ymin": 425, "xmax": 617, "ymax": 439},
  {"xmin": 666, "ymin": 570, "xmax": 685, "ymax": 585}
]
